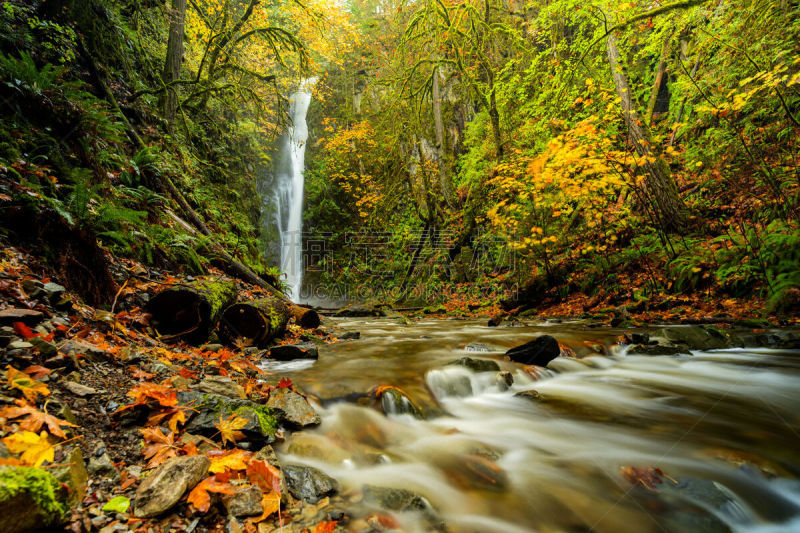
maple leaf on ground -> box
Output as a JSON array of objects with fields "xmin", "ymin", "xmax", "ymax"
[
  {"xmin": 313, "ymin": 521, "xmax": 338, "ymax": 533},
  {"xmin": 113, "ymin": 382, "xmax": 177, "ymax": 414},
  {"xmin": 2, "ymin": 430, "xmax": 54, "ymax": 466},
  {"xmin": 246, "ymin": 491, "xmax": 281, "ymax": 524},
  {"xmin": 147, "ymin": 406, "xmax": 192, "ymax": 433},
  {"xmin": 6, "ymin": 365, "xmax": 50, "ymax": 401},
  {"xmin": 207, "ymin": 448, "xmax": 253, "ymax": 474},
  {"xmin": 214, "ymin": 414, "xmax": 247, "ymax": 446},
  {"xmin": 141, "ymin": 427, "xmax": 181, "ymax": 469},
  {"xmin": 0, "ymin": 400, "xmax": 77, "ymax": 438},
  {"xmin": 22, "ymin": 365, "xmax": 51, "ymax": 380},
  {"xmin": 12, "ymin": 321, "xmax": 37, "ymax": 339},
  {"xmin": 130, "ymin": 368, "xmax": 156, "ymax": 380},
  {"xmin": 187, "ymin": 474, "xmax": 236, "ymax": 512},
  {"xmin": 277, "ymin": 377, "xmax": 293, "ymax": 389},
  {"xmin": 246, "ymin": 459, "xmax": 282, "ymax": 494}
]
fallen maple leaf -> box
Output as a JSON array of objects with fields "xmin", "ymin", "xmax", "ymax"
[
  {"xmin": 0, "ymin": 400, "xmax": 77, "ymax": 438},
  {"xmin": 6, "ymin": 365, "xmax": 50, "ymax": 401},
  {"xmin": 12, "ymin": 321, "xmax": 37, "ymax": 339},
  {"xmin": 277, "ymin": 377, "xmax": 293, "ymax": 389},
  {"xmin": 114, "ymin": 382, "xmax": 177, "ymax": 414},
  {"xmin": 214, "ymin": 414, "xmax": 247, "ymax": 446},
  {"xmin": 146, "ymin": 406, "xmax": 190, "ymax": 433},
  {"xmin": 140, "ymin": 427, "xmax": 181, "ymax": 469},
  {"xmin": 247, "ymin": 490, "xmax": 280, "ymax": 524},
  {"xmin": 187, "ymin": 474, "xmax": 236, "ymax": 512},
  {"xmin": 2, "ymin": 430, "xmax": 54, "ymax": 466},
  {"xmin": 22, "ymin": 365, "xmax": 51, "ymax": 380},
  {"xmin": 207, "ymin": 448, "xmax": 253, "ymax": 474},
  {"xmin": 313, "ymin": 520, "xmax": 338, "ymax": 533},
  {"xmin": 246, "ymin": 459, "xmax": 282, "ymax": 494}
]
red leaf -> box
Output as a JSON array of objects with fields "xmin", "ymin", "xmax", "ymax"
[
  {"xmin": 12, "ymin": 322, "xmax": 36, "ymax": 339},
  {"xmin": 246, "ymin": 460, "xmax": 282, "ymax": 494},
  {"xmin": 277, "ymin": 377, "xmax": 293, "ymax": 389}
]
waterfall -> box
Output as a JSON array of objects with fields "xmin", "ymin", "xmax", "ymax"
[{"xmin": 273, "ymin": 77, "xmax": 316, "ymax": 302}]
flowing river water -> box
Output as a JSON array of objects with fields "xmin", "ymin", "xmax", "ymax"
[{"xmin": 261, "ymin": 318, "xmax": 800, "ymax": 533}]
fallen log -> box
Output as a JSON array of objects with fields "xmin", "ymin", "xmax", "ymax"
[
  {"xmin": 145, "ymin": 280, "xmax": 237, "ymax": 344},
  {"xmin": 218, "ymin": 298, "xmax": 290, "ymax": 347},
  {"xmin": 290, "ymin": 305, "xmax": 321, "ymax": 329}
]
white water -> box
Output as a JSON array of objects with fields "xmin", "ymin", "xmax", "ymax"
[
  {"xmin": 271, "ymin": 318, "xmax": 800, "ymax": 533},
  {"xmin": 273, "ymin": 78, "xmax": 316, "ymax": 301}
]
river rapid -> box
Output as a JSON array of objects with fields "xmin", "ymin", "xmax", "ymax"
[{"xmin": 260, "ymin": 318, "xmax": 800, "ymax": 533}]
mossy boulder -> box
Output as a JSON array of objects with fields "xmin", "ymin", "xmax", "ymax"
[
  {"xmin": 179, "ymin": 391, "xmax": 277, "ymax": 442},
  {"xmin": 658, "ymin": 326, "xmax": 730, "ymax": 351},
  {"xmin": 0, "ymin": 465, "xmax": 70, "ymax": 533}
]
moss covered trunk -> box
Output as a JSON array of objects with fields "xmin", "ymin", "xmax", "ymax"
[{"xmin": 218, "ymin": 297, "xmax": 290, "ymax": 347}]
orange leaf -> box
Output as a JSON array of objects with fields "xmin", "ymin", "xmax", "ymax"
[
  {"xmin": 140, "ymin": 427, "xmax": 180, "ymax": 469},
  {"xmin": 187, "ymin": 474, "xmax": 236, "ymax": 512},
  {"xmin": 207, "ymin": 448, "xmax": 253, "ymax": 474},
  {"xmin": 313, "ymin": 521, "xmax": 338, "ymax": 533},
  {"xmin": 22, "ymin": 365, "xmax": 51, "ymax": 380},
  {"xmin": 246, "ymin": 460, "xmax": 281, "ymax": 494},
  {"xmin": 248, "ymin": 490, "xmax": 281, "ymax": 524},
  {"xmin": 6, "ymin": 365, "xmax": 50, "ymax": 401},
  {"xmin": 214, "ymin": 414, "xmax": 247, "ymax": 446},
  {"xmin": 0, "ymin": 400, "xmax": 77, "ymax": 438},
  {"xmin": 114, "ymin": 382, "xmax": 177, "ymax": 413}
]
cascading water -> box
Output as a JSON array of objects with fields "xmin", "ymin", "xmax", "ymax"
[
  {"xmin": 272, "ymin": 78, "xmax": 316, "ymax": 301},
  {"xmin": 261, "ymin": 318, "xmax": 800, "ymax": 533}
]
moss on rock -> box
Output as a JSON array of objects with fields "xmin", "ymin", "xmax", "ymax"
[{"xmin": 0, "ymin": 465, "xmax": 69, "ymax": 533}]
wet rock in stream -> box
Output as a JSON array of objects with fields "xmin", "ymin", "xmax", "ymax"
[
  {"xmin": 446, "ymin": 356, "xmax": 500, "ymax": 373},
  {"xmin": 282, "ymin": 464, "xmax": 339, "ymax": 503},
  {"xmin": 362, "ymin": 485, "xmax": 443, "ymax": 528},
  {"xmin": 266, "ymin": 387, "xmax": 321, "ymax": 428},
  {"xmin": 628, "ymin": 343, "xmax": 691, "ymax": 356},
  {"xmin": 379, "ymin": 386, "xmax": 423, "ymax": 418},
  {"xmin": 269, "ymin": 343, "xmax": 319, "ymax": 360},
  {"xmin": 505, "ymin": 335, "xmax": 560, "ymax": 367}
]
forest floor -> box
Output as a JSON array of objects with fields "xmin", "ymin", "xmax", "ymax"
[{"xmin": 0, "ymin": 242, "xmax": 366, "ymax": 533}]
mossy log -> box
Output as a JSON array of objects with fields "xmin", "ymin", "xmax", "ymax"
[
  {"xmin": 218, "ymin": 298, "xmax": 291, "ymax": 347},
  {"xmin": 290, "ymin": 305, "xmax": 321, "ymax": 329},
  {"xmin": 145, "ymin": 280, "xmax": 237, "ymax": 344}
]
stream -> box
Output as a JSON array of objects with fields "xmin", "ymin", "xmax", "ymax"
[{"xmin": 261, "ymin": 318, "xmax": 800, "ymax": 532}]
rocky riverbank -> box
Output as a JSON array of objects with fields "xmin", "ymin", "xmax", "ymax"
[{"xmin": 0, "ymin": 245, "xmax": 361, "ymax": 533}]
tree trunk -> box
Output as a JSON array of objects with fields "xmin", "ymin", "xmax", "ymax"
[
  {"xmin": 645, "ymin": 30, "xmax": 673, "ymax": 126},
  {"xmin": 488, "ymin": 84, "xmax": 503, "ymax": 159},
  {"xmin": 432, "ymin": 69, "xmax": 455, "ymax": 206},
  {"xmin": 162, "ymin": 0, "xmax": 187, "ymax": 124},
  {"xmin": 218, "ymin": 298, "xmax": 291, "ymax": 347},
  {"xmin": 290, "ymin": 305, "xmax": 321, "ymax": 329},
  {"xmin": 606, "ymin": 32, "xmax": 688, "ymax": 231},
  {"xmin": 146, "ymin": 280, "xmax": 238, "ymax": 344}
]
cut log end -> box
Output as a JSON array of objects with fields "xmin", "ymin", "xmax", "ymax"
[
  {"xmin": 219, "ymin": 298, "xmax": 290, "ymax": 347},
  {"xmin": 291, "ymin": 305, "xmax": 321, "ymax": 329},
  {"xmin": 146, "ymin": 289, "xmax": 210, "ymax": 344},
  {"xmin": 145, "ymin": 280, "xmax": 237, "ymax": 345}
]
